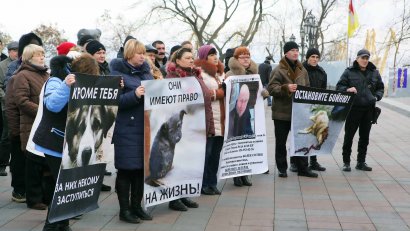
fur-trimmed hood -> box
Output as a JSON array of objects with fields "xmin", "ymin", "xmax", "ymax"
[
  {"xmin": 193, "ymin": 59, "xmax": 224, "ymax": 77},
  {"xmin": 227, "ymin": 57, "xmax": 258, "ymax": 76},
  {"xmin": 166, "ymin": 62, "xmax": 201, "ymax": 78}
]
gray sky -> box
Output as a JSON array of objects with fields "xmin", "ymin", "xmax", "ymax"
[{"xmin": 0, "ymin": 0, "xmax": 402, "ymax": 63}]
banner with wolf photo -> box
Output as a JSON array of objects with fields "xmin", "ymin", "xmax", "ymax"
[
  {"xmin": 142, "ymin": 77, "xmax": 206, "ymax": 207},
  {"xmin": 290, "ymin": 86, "xmax": 355, "ymax": 157},
  {"xmin": 48, "ymin": 73, "xmax": 121, "ymax": 223},
  {"xmin": 218, "ymin": 75, "xmax": 268, "ymax": 180}
]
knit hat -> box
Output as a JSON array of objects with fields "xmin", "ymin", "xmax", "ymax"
[
  {"xmin": 57, "ymin": 42, "xmax": 76, "ymax": 55},
  {"xmin": 283, "ymin": 41, "xmax": 299, "ymax": 54},
  {"xmin": 198, "ymin": 45, "xmax": 216, "ymax": 60},
  {"xmin": 305, "ymin": 48, "xmax": 320, "ymax": 59},
  {"xmin": 233, "ymin": 46, "xmax": 250, "ymax": 59},
  {"xmin": 86, "ymin": 40, "xmax": 106, "ymax": 55}
]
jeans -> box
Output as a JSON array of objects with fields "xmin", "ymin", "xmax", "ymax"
[{"xmin": 202, "ymin": 136, "xmax": 223, "ymax": 187}]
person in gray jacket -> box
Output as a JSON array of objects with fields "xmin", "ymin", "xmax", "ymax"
[{"xmin": 336, "ymin": 49, "xmax": 384, "ymax": 172}]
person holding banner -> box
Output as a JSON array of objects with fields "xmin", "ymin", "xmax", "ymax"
[
  {"xmin": 225, "ymin": 46, "xmax": 262, "ymax": 187},
  {"xmin": 268, "ymin": 41, "xmax": 318, "ymax": 178},
  {"xmin": 194, "ymin": 44, "xmax": 225, "ymax": 195},
  {"xmin": 336, "ymin": 49, "xmax": 384, "ymax": 172},
  {"xmin": 166, "ymin": 47, "xmax": 215, "ymax": 211},
  {"xmin": 109, "ymin": 39, "xmax": 153, "ymax": 223},
  {"xmin": 302, "ymin": 48, "xmax": 327, "ymax": 172},
  {"xmin": 31, "ymin": 54, "xmax": 80, "ymax": 231}
]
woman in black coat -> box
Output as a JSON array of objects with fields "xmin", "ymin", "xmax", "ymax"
[{"xmin": 109, "ymin": 39, "xmax": 153, "ymax": 223}]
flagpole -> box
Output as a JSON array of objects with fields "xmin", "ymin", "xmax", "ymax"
[{"xmin": 346, "ymin": 32, "xmax": 349, "ymax": 67}]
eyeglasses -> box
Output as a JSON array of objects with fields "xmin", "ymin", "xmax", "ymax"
[{"xmin": 238, "ymin": 56, "xmax": 250, "ymax": 60}]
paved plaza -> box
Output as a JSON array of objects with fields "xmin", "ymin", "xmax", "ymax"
[{"xmin": 0, "ymin": 98, "xmax": 409, "ymax": 231}]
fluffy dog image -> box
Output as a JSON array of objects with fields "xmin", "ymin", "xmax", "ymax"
[
  {"xmin": 145, "ymin": 110, "xmax": 187, "ymax": 187},
  {"xmin": 62, "ymin": 105, "xmax": 117, "ymax": 168},
  {"xmin": 298, "ymin": 110, "xmax": 329, "ymax": 146}
]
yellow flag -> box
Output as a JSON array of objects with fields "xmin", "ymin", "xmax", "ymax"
[{"xmin": 348, "ymin": 0, "xmax": 359, "ymax": 37}]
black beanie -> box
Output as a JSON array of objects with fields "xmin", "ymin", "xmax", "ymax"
[
  {"xmin": 283, "ymin": 41, "xmax": 299, "ymax": 54},
  {"xmin": 86, "ymin": 40, "xmax": 106, "ymax": 55},
  {"xmin": 305, "ymin": 48, "xmax": 320, "ymax": 59}
]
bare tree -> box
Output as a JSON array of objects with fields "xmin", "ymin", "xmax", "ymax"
[
  {"xmin": 143, "ymin": 0, "xmax": 273, "ymax": 60},
  {"xmin": 0, "ymin": 31, "xmax": 12, "ymax": 47},
  {"xmin": 298, "ymin": 0, "xmax": 337, "ymax": 60},
  {"xmin": 32, "ymin": 24, "xmax": 65, "ymax": 58},
  {"xmin": 97, "ymin": 10, "xmax": 142, "ymax": 54}
]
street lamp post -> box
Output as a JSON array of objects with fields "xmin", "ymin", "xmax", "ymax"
[{"xmin": 300, "ymin": 11, "xmax": 318, "ymax": 61}]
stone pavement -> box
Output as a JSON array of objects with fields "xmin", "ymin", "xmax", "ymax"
[{"xmin": 0, "ymin": 98, "xmax": 409, "ymax": 231}]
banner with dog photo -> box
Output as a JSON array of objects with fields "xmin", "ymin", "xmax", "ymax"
[
  {"xmin": 218, "ymin": 75, "xmax": 268, "ymax": 180},
  {"xmin": 290, "ymin": 86, "xmax": 355, "ymax": 157},
  {"xmin": 142, "ymin": 77, "xmax": 206, "ymax": 207},
  {"xmin": 48, "ymin": 73, "xmax": 121, "ymax": 223}
]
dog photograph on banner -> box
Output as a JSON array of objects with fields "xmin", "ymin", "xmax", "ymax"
[
  {"xmin": 47, "ymin": 73, "xmax": 121, "ymax": 223},
  {"xmin": 142, "ymin": 77, "xmax": 206, "ymax": 207},
  {"xmin": 290, "ymin": 86, "xmax": 355, "ymax": 157},
  {"xmin": 218, "ymin": 75, "xmax": 268, "ymax": 180}
]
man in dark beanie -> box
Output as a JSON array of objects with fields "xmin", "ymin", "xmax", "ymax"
[
  {"xmin": 303, "ymin": 48, "xmax": 327, "ymax": 171},
  {"xmin": 86, "ymin": 40, "xmax": 110, "ymax": 76},
  {"xmin": 267, "ymin": 41, "xmax": 317, "ymax": 178}
]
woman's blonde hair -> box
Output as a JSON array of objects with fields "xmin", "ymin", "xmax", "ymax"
[
  {"xmin": 124, "ymin": 39, "xmax": 146, "ymax": 60},
  {"xmin": 21, "ymin": 44, "xmax": 44, "ymax": 63}
]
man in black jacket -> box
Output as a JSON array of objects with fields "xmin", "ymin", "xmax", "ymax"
[
  {"xmin": 303, "ymin": 48, "xmax": 327, "ymax": 171},
  {"xmin": 258, "ymin": 56, "xmax": 273, "ymax": 106},
  {"xmin": 336, "ymin": 49, "xmax": 384, "ymax": 172}
]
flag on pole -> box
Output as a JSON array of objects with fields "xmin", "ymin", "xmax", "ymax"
[{"xmin": 348, "ymin": 0, "xmax": 359, "ymax": 38}]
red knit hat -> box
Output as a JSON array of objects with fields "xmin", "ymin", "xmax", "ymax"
[
  {"xmin": 233, "ymin": 46, "xmax": 250, "ymax": 59},
  {"xmin": 57, "ymin": 42, "xmax": 76, "ymax": 55}
]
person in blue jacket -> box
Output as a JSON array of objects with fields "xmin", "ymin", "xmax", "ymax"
[{"xmin": 109, "ymin": 39, "xmax": 153, "ymax": 223}]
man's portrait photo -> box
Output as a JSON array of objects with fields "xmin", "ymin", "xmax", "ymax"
[{"xmin": 227, "ymin": 81, "xmax": 259, "ymax": 139}]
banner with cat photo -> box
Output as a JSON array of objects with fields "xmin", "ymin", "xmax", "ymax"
[
  {"xmin": 142, "ymin": 77, "xmax": 206, "ymax": 207},
  {"xmin": 290, "ymin": 86, "xmax": 355, "ymax": 157},
  {"xmin": 48, "ymin": 73, "xmax": 121, "ymax": 223},
  {"xmin": 218, "ymin": 75, "xmax": 268, "ymax": 180}
]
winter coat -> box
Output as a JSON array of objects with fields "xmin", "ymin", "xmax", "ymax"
[
  {"xmin": 258, "ymin": 61, "xmax": 272, "ymax": 86},
  {"xmin": 0, "ymin": 57, "xmax": 13, "ymax": 110},
  {"xmin": 303, "ymin": 61, "xmax": 327, "ymax": 89},
  {"xmin": 33, "ymin": 77, "xmax": 70, "ymax": 157},
  {"xmin": 5, "ymin": 77, "xmax": 20, "ymax": 138},
  {"xmin": 268, "ymin": 57, "xmax": 309, "ymax": 121},
  {"xmin": 194, "ymin": 59, "xmax": 225, "ymax": 136},
  {"xmin": 226, "ymin": 57, "xmax": 258, "ymax": 77},
  {"xmin": 110, "ymin": 58, "xmax": 153, "ymax": 170},
  {"xmin": 13, "ymin": 62, "xmax": 49, "ymax": 151},
  {"xmin": 336, "ymin": 60, "xmax": 384, "ymax": 108},
  {"xmin": 166, "ymin": 62, "xmax": 215, "ymax": 137}
]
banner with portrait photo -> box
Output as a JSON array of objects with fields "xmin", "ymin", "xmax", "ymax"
[
  {"xmin": 48, "ymin": 73, "xmax": 121, "ymax": 223},
  {"xmin": 142, "ymin": 77, "xmax": 206, "ymax": 207},
  {"xmin": 290, "ymin": 86, "xmax": 355, "ymax": 157},
  {"xmin": 218, "ymin": 75, "xmax": 268, "ymax": 180}
]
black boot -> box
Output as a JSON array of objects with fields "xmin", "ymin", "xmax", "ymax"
[
  {"xmin": 130, "ymin": 169, "xmax": 152, "ymax": 220},
  {"xmin": 181, "ymin": 198, "xmax": 198, "ymax": 208},
  {"xmin": 42, "ymin": 220, "xmax": 59, "ymax": 231},
  {"xmin": 233, "ymin": 177, "xmax": 243, "ymax": 187},
  {"xmin": 57, "ymin": 219, "xmax": 71, "ymax": 231},
  {"xmin": 169, "ymin": 199, "xmax": 187, "ymax": 211},
  {"xmin": 309, "ymin": 161, "xmax": 326, "ymax": 171},
  {"xmin": 116, "ymin": 172, "xmax": 140, "ymax": 224},
  {"xmin": 241, "ymin": 176, "xmax": 252, "ymax": 186}
]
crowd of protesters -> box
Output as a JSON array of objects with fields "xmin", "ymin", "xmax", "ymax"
[{"xmin": 0, "ymin": 29, "xmax": 383, "ymax": 230}]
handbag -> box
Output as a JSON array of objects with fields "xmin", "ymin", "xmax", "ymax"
[{"xmin": 371, "ymin": 106, "xmax": 381, "ymax": 124}]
